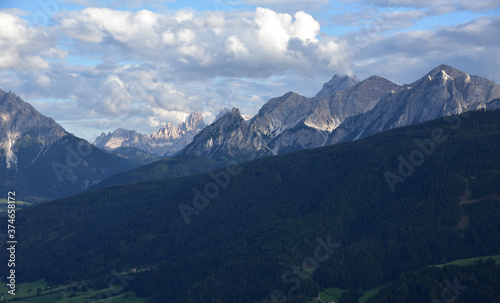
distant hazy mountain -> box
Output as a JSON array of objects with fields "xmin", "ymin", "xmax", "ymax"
[
  {"xmin": 182, "ymin": 64, "xmax": 500, "ymax": 160},
  {"xmin": 0, "ymin": 89, "xmax": 136, "ymax": 201},
  {"xmin": 94, "ymin": 113, "xmax": 205, "ymax": 157}
]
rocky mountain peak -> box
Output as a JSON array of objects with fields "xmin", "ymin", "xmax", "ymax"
[
  {"xmin": 216, "ymin": 107, "xmax": 244, "ymax": 125},
  {"xmin": 328, "ymin": 64, "xmax": 500, "ymax": 146},
  {"xmin": 181, "ymin": 112, "xmax": 205, "ymax": 132},
  {"xmin": 426, "ymin": 64, "xmax": 468, "ymax": 80},
  {"xmin": 181, "ymin": 107, "xmax": 251, "ymax": 158},
  {"xmin": 0, "ymin": 89, "xmax": 66, "ymax": 137},
  {"xmin": 0, "ymin": 89, "xmax": 68, "ymax": 170},
  {"xmin": 215, "ymin": 107, "xmax": 232, "ymax": 122},
  {"xmin": 94, "ymin": 112, "xmax": 205, "ymax": 157},
  {"xmin": 316, "ymin": 74, "xmax": 361, "ymax": 98}
]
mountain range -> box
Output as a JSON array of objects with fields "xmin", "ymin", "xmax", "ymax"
[
  {"xmin": 93, "ymin": 112, "xmax": 205, "ymax": 158},
  {"xmin": 90, "ymin": 64, "xmax": 500, "ymax": 190},
  {"xmin": 1, "ymin": 64, "xmax": 499, "ymax": 200},
  {"xmin": 182, "ymin": 64, "xmax": 500, "ymax": 160},
  {"xmin": 90, "ymin": 64, "xmax": 500, "ymax": 164}
]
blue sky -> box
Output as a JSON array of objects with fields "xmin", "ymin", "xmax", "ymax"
[{"xmin": 0, "ymin": 0, "xmax": 499, "ymax": 141}]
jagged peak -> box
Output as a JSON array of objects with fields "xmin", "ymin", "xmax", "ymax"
[
  {"xmin": 215, "ymin": 107, "xmax": 232, "ymax": 121},
  {"xmin": 329, "ymin": 73, "xmax": 361, "ymax": 83},
  {"xmin": 228, "ymin": 107, "xmax": 241, "ymax": 117},
  {"xmin": 114, "ymin": 128, "xmax": 139, "ymax": 134},
  {"xmin": 426, "ymin": 64, "xmax": 468, "ymax": 80},
  {"xmin": 211, "ymin": 107, "xmax": 245, "ymax": 125},
  {"xmin": 186, "ymin": 112, "xmax": 204, "ymax": 123},
  {"xmin": 316, "ymin": 74, "xmax": 360, "ymax": 98}
]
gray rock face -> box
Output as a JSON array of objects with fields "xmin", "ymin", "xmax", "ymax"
[
  {"xmin": 182, "ymin": 64, "xmax": 500, "ymax": 160},
  {"xmin": 0, "ymin": 89, "xmax": 67, "ymax": 169},
  {"xmin": 0, "ymin": 89, "xmax": 136, "ymax": 201},
  {"xmin": 182, "ymin": 108, "xmax": 267, "ymax": 159},
  {"xmin": 316, "ymin": 74, "xmax": 361, "ymax": 98},
  {"xmin": 182, "ymin": 74, "xmax": 399, "ymax": 158},
  {"xmin": 328, "ymin": 64, "xmax": 500, "ymax": 145},
  {"xmin": 94, "ymin": 112, "xmax": 205, "ymax": 157}
]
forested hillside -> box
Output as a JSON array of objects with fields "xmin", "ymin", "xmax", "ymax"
[{"xmin": 6, "ymin": 110, "xmax": 500, "ymax": 302}]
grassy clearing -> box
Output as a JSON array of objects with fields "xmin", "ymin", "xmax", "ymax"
[
  {"xmin": 358, "ymin": 285, "xmax": 385, "ymax": 303},
  {"xmin": 305, "ymin": 287, "xmax": 345, "ymax": 303},
  {"xmin": 0, "ymin": 279, "xmax": 146, "ymax": 303},
  {"xmin": 433, "ymin": 254, "xmax": 500, "ymax": 267}
]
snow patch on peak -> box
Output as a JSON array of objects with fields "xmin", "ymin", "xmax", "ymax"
[
  {"xmin": 4, "ymin": 132, "xmax": 19, "ymax": 170},
  {"xmin": 440, "ymin": 70, "xmax": 452, "ymax": 81},
  {"xmin": 464, "ymin": 73, "xmax": 471, "ymax": 83},
  {"xmin": 104, "ymin": 137, "xmax": 127, "ymax": 150}
]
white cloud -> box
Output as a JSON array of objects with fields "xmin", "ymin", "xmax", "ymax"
[
  {"xmin": 0, "ymin": 12, "xmax": 53, "ymax": 70},
  {"xmin": 225, "ymin": 35, "xmax": 249, "ymax": 57},
  {"xmin": 291, "ymin": 11, "xmax": 320, "ymax": 44},
  {"xmin": 52, "ymin": 7, "xmax": 332, "ymax": 77},
  {"xmin": 254, "ymin": 8, "xmax": 292, "ymax": 53}
]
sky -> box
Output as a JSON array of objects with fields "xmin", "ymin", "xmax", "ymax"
[{"xmin": 0, "ymin": 0, "xmax": 499, "ymax": 141}]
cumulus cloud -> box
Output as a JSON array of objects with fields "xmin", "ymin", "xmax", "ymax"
[
  {"xmin": 54, "ymin": 6, "xmax": 330, "ymax": 74},
  {"xmin": 0, "ymin": 12, "xmax": 54, "ymax": 70}
]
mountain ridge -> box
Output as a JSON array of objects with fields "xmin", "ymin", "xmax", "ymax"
[
  {"xmin": 0, "ymin": 89, "xmax": 137, "ymax": 201},
  {"xmin": 94, "ymin": 112, "xmax": 205, "ymax": 157},
  {"xmin": 328, "ymin": 64, "xmax": 500, "ymax": 145},
  {"xmin": 181, "ymin": 64, "xmax": 500, "ymax": 160}
]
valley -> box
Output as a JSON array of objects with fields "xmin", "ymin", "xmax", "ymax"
[{"xmin": 1, "ymin": 110, "xmax": 498, "ymax": 302}]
